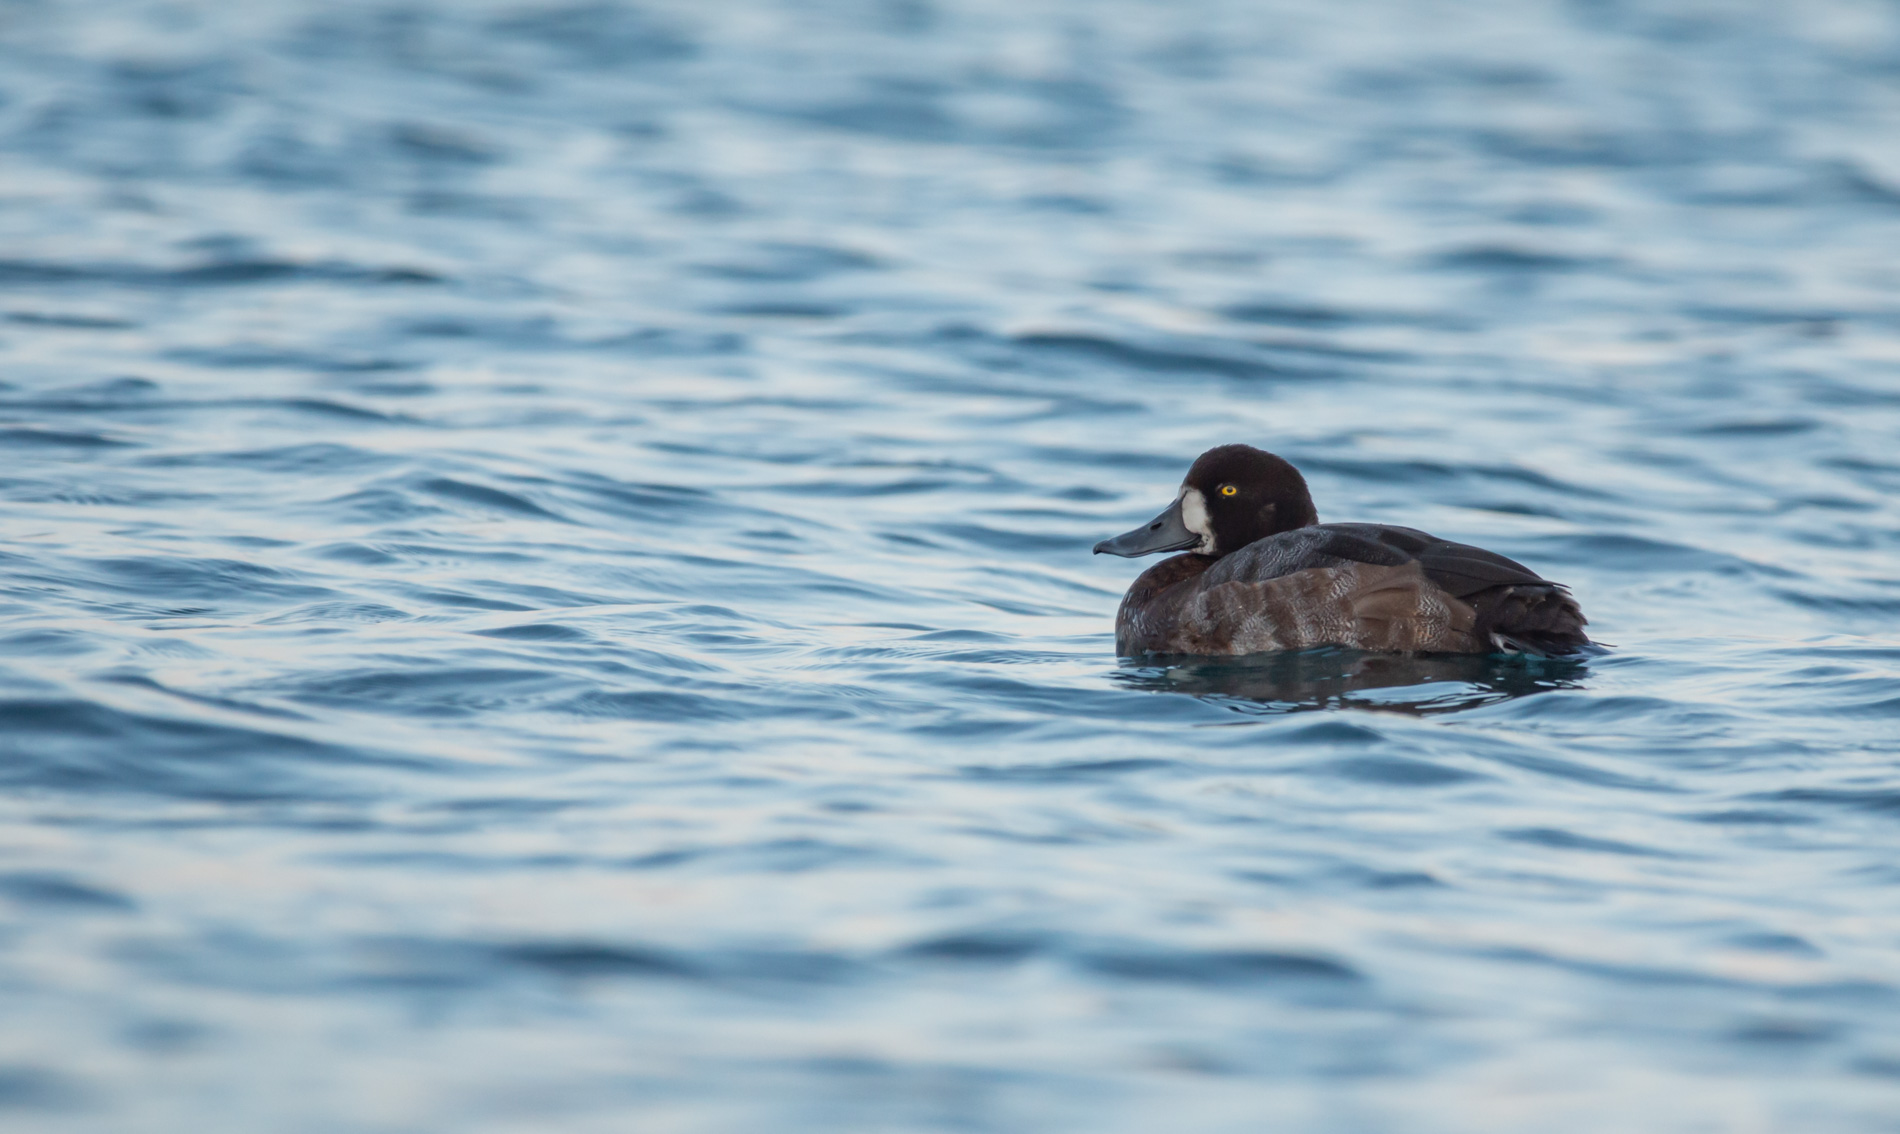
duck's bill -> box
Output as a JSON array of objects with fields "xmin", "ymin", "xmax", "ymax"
[{"xmin": 1093, "ymin": 498, "xmax": 1200, "ymax": 557}]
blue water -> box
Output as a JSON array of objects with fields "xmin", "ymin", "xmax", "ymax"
[{"xmin": 3, "ymin": 0, "xmax": 1900, "ymax": 1129}]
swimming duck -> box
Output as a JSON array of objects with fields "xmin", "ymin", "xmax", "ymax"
[{"xmin": 1093, "ymin": 444, "xmax": 1591, "ymax": 657}]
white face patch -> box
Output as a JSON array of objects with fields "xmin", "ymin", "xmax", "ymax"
[{"xmin": 1178, "ymin": 486, "xmax": 1216, "ymax": 554}]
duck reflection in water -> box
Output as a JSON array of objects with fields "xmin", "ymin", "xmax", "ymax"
[{"xmin": 1114, "ymin": 647, "xmax": 1589, "ymax": 717}]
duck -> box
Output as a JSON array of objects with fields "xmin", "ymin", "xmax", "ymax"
[{"xmin": 1093, "ymin": 444, "xmax": 1591, "ymax": 657}]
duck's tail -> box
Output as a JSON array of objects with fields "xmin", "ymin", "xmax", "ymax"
[{"xmin": 1473, "ymin": 584, "xmax": 1595, "ymax": 658}]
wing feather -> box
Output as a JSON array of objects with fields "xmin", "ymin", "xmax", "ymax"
[{"xmin": 1206, "ymin": 523, "xmax": 1550, "ymax": 597}]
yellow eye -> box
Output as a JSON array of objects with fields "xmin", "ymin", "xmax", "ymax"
[{"xmin": 1219, "ymin": 485, "xmax": 1237, "ymax": 496}]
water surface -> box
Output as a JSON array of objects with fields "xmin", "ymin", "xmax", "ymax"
[{"xmin": 4, "ymin": 1, "xmax": 1900, "ymax": 1130}]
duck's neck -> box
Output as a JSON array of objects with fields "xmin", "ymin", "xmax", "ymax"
[{"xmin": 1124, "ymin": 553, "xmax": 1216, "ymax": 602}]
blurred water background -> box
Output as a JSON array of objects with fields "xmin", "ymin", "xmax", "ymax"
[{"xmin": 3, "ymin": 0, "xmax": 1900, "ymax": 1130}]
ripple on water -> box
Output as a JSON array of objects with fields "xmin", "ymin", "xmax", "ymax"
[
  {"xmin": 4, "ymin": 1, "xmax": 1900, "ymax": 1131},
  {"xmin": 0, "ymin": 691, "xmax": 404, "ymax": 800}
]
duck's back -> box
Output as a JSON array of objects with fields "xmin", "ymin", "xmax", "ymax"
[{"xmin": 1114, "ymin": 523, "xmax": 1589, "ymax": 657}]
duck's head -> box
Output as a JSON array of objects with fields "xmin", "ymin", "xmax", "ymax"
[{"xmin": 1093, "ymin": 444, "xmax": 1319, "ymax": 559}]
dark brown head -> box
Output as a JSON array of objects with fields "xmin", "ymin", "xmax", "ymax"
[{"xmin": 1093, "ymin": 444, "xmax": 1319, "ymax": 559}]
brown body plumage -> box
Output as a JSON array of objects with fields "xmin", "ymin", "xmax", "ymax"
[{"xmin": 1094, "ymin": 446, "xmax": 1591, "ymax": 658}]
